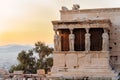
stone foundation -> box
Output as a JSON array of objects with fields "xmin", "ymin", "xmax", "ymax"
[
  {"xmin": 50, "ymin": 51, "xmax": 118, "ymax": 80},
  {"xmin": 48, "ymin": 77, "xmax": 116, "ymax": 80}
]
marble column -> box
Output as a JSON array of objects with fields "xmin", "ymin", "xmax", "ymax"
[
  {"xmin": 102, "ymin": 29, "xmax": 109, "ymax": 51},
  {"xmin": 54, "ymin": 30, "xmax": 61, "ymax": 51},
  {"xmin": 69, "ymin": 29, "xmax": 75, "ymax": 51},
  {"xmin": 85, "ymin": 28, "xmax": 91, "ymax": 51}
]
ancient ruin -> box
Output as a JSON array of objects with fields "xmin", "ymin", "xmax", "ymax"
[{"xmin": 50, "ymin": 4, "xmax": 120, "ymax": 80}]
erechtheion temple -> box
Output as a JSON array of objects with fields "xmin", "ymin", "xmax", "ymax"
[{"xmin": 50, "ymin": 4, "xmax": 120, "ymax": 80}]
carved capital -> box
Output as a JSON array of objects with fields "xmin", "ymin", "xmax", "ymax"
[
  {"xmin": 103, "ymin": 28, "xmax": 108, "ymax": 33},
  {"xmin": 85, "ymin": 28, "xmax": 90, "ymax": 33},
  {"xmin": 69, "ymin": 25, "xmax": 74, "ymax": 34}
]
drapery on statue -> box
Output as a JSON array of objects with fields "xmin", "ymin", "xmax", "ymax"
[
  {"xmin": 54, "ymin": 30, "xmax": 61, "ymax": 51},
  {"xmin": 102, "ymin": 29, "xmax": 109, "ymax": 51},
  {"xmin": 69, "ymin": 33, "xmax": 75, "ymax": 51},
  {"xmin": 54, "ymin": 31, "xmax": 59, "ymax": 51},
  {"xmin": 85, "ymin": 33, "xmax": 91, "ymax": 51},
  {"xmin": 58, "ymin": 35, "xmax": 61, "ymax": 51}
]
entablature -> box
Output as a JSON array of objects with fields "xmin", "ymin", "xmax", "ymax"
[{"xmin": 52, "ymin": 19, "xmax": 111, "ymax": 30}]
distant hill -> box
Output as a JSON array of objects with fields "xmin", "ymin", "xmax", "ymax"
[
  {"xmin": 0, "ymin": 44, "xmax": 33, "ymax": 53},
  {"xmin": 0, "ymin": 44, "xmax": 53, "ymax": 71},
  {"xmin": 0, "ymin": 44, "xmax": 33, "ymax": 71}
]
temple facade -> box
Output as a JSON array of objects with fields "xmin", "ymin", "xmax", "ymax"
[{"xmin": 51, "ymin": 5, "xmax": 120, "ymax": 79}]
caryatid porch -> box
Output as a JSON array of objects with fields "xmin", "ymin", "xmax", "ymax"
[
  {"xmin": 53, "ymin": 19, "xmax": 110, "ymax": 52},
  {"xmin": 51, "ymin": 19, "xmax": 117, "ymax": 79}
]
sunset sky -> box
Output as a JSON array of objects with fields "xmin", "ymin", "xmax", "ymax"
[{"xmin": 0, "ymin": 0, "xmax": 120, "ymax": 46}]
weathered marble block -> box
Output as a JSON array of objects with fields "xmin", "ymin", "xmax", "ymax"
[
  {"xmin": 53, "ymin": 53, "xmax": 65, "ymax": 67},
  {"xmin": 66, "ymin": 53, "xmax": 77, "ymax": 68}
]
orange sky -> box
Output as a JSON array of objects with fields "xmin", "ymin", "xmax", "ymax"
[{"xmin": 0, "ymin": 0, "xmax": 120, "ymax": 46}]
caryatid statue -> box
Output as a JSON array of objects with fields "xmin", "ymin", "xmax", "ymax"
[
  {"xmin": 58, "ymin": 34, "xmax": 61, "ymax": 51},
  {"xmin": 102, "ymin": 29, "xmax": 109, "ymax": 51},
  {"xmin": 54, "ymin": 30, "xmax": 59, "ymax": 51},
  {"xmin": 85, "ymin": 28, "xmax": 91, "ymax": 51},
  {"xmin": 69, "ymin": 29, "xmax": 75, "ymax": 51}
]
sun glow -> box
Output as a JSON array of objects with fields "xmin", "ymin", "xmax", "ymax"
[
  {"xmin": 0, "ymin": 26, "xmax": 9, "ymax": 33},
  {"xmin": 0, "ymin": 0, "xmax": 120, "ymax": 46}
]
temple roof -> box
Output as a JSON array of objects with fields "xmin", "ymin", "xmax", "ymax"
[{"xmin": 60, "ymin": 7, "xmax": 120, "ymax": 13}]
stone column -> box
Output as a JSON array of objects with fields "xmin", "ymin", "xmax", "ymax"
[
  {"xmin": 102, "ymin": 29, "xmax": 109, "ymax": 51},
  {"xmin": 69, "ymin": 29, "xmax": 75, "ymax": 51},
  {"xmin": 85, "ymin": 28, "xmax": 91, "ymax": 51},
  {"xmin": 54, "ymin": 29, "xmax": 61, "ymax": 51}
]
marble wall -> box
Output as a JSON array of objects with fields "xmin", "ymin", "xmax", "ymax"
[{"xmin": 60, "ymin": 8, "xmax": 120, "ymax": 72}]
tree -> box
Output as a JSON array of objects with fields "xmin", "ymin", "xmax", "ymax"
[
  {"xmin": 9, "ymin": 50, "xmax": 36, "ymax": 73},
  {"xmin": 46, "ymin": 57, "xmax": 53, "ymax": 72},
  {"xmin": 34, "ymin": 42, "xmax": 53, "ymax": 73},
  {"xmin": 34, "ymin": 42, "xmax": 53, "ymax": 60},
  {"xmin": 9, "ymin": 41, "xmax": 53, "ymax": 74}
]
